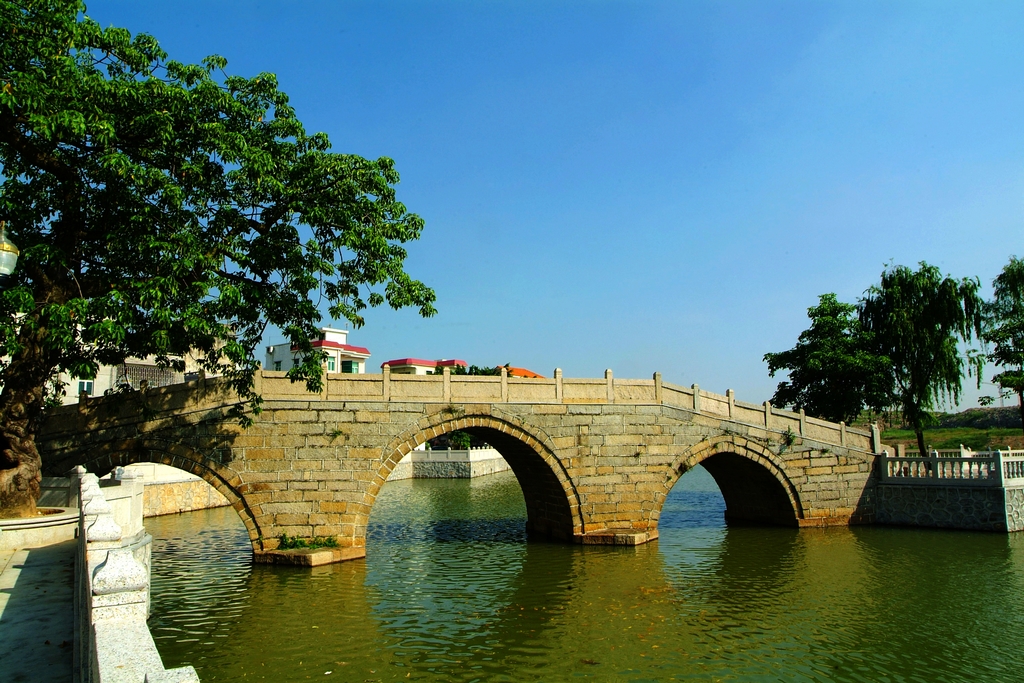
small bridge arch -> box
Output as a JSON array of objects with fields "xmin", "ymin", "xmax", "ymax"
[
  {"xmin": 658, "ymin": 435, "xmax": 804, "ymax": 528},
  {"xmin": 44, "ymin": 438, "xmax": 265, "ymax": 549},
  {"xmin": 372, "ymin": 411, "xmax": 585, "ymax": 542}
]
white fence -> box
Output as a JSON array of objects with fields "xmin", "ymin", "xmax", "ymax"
[
  {"xmin": 879, "ymin": 447, "xmax": 1024, "ymax": 487},
  {"xmin": 73, "ymin": 466, "xmax": 200, "ymax": 682}
]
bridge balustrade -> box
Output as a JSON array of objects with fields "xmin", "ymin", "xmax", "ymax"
[
  {"xmin": 249, "ymin": 369, "xmax": 877, "ymax": 453},
  {"xmin": 879, "ymin": 449, "xmax": 1024, "ymax": 487}
]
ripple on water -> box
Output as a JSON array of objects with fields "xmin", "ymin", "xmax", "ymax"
[{"xmin": 148, "ymin": 469, "xmax": 1024, "ymax": 682}]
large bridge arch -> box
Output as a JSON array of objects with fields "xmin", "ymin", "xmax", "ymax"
[
  {"xmin": 656, "ymin": 435, "xmax": 804, "ymax": 528},
  {"xmin": 45, "ymin": 438, "xmax": 265, "ymax": 550},
  {"xmin": 368, "ymin": 411, "xmax": 585, "ymax": 542}
]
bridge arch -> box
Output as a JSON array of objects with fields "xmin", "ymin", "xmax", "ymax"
[
  {"xmin": 656, "ymin": 435, "xmax": 803, "ymax": 528},
  {"xmin": 48, "ymin": 438, "xmax": 265, "ymax": 549},
  {"xmin": 368, "ymin": 411, "xmax": 584, "ymax": 542}
]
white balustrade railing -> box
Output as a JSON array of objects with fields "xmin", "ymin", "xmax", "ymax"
[
  {"xmin": 879, "ymin": 448, "xmax": 1024, "ymax": 487},
  {"xmin": 72, "ymin": 466, "xmax": 200, "ymax": 682}
]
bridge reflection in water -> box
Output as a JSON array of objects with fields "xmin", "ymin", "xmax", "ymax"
[{"xmin": 144, "ymin": 466, "xmax": 1024, "ymax": 682}]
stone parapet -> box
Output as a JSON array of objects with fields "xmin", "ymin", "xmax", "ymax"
[{"xmin": 72, "ymin": 467, "xmax": 200, "ymax": 682}]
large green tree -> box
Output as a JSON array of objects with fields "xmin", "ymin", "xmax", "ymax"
[
  {"xmin": 764, "ymin": 293, "xmax": 891, "ymax": 424},
  {"xmin": 0, "ymin": 1, "xmax": 435, "ymax": 515},
  {"xmin": 859, "ymin": 262, "xmax": 984, "ymax": 455},
  {"xmin": 984, "ymin": 256, "xmax": 1024, "ymax": 435}
]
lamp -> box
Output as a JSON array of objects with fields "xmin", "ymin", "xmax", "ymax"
[{"xmin": 0, "ymin": 221, "xmax": 18, "ymax": 288}]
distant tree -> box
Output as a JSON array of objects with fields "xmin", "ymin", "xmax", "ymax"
[
  {"xmin": 430, "ymin": 364, "xmax": 509, "ymax": 376},
  {"xmin": 764, "ymin": 293, "xmax": 891, "ymax": 424},
  {"xmin": 859, "ymin": 263, "xmax": 984, "ymax": 455},
  {"xmin": 0, "ymin": 1, "xmax": 435, "ymax": 516},
  {"xmin": 983, "ymin": 256, "xmax": 1024, "ymax": 435},
  {"xmin": 428, "ymin": 430, "xmax": 479, "ymax": 450}
]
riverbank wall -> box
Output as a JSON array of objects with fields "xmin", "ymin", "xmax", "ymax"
[
  {"xmin": 874, "ymin": 449, "xmax": 1024, "ymax": 532},
  {"xmin": 875, "ymin": 484, "xmax": 1024, "ymax": 532},
  {"xmin": 73, "ymin": 466, "xmax": 200, "ymax": 682},
  {"xmin": 118, "ymin": 462, "xmax": 231, "ymax": 517},
  {"xmin": 386, "ymin": 447, "xmax": 510, "ymax": 481}
]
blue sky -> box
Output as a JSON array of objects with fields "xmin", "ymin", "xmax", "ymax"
[{"xmin": 87, "ymin": 1, "xmax": 1023, "ymax": 408}]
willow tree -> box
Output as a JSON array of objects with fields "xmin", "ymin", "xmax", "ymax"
[
  {"xmin": 0, "ymin": 1, "xmax": 435, "ymax": 516},
  {"xmin": 859, "ymin": 263, "xmax": 984, "ymax": 455},
  {"xmin": 984, "ymin": 257, "xmax": 1024, "ymax": 435}
]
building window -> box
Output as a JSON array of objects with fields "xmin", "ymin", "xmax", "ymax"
[
  {"xmin": 327, "ymin": 357, "xmax": 336, "ymax": 372},
  {"xmin": 274, "ymin": 361, "xmax": 282, "ymax": 371},
  {"xmin": 78, "ymin": 381, "xmax": 94, "ymax": 396},
  {"xmin": 341, "ymin": 360, "xmax": 357, "ymax": 374},
  {"xmin": 293, "ymin": 358, "xmax": 300, "ymax": 368}
]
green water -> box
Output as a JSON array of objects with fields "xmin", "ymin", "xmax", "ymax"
[{"xmin": 147, "ymin": 469, "xmax": 1024, "ymax": 682}]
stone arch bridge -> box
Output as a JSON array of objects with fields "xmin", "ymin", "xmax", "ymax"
[{"xmin": 38, "ymin": 368, "xmax": 881, "ymax": 561}]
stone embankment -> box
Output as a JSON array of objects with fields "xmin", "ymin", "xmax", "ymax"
[
  {"xmin": 115, "ymin": 462, "xmax": 231, "ymax": 517},
  {"xmin": 875, "ymin": 447, "xmax": 1024, "ymax": 531},
  {"xmin": 386, "ymin": 446, "xmax": 511, "ymax": 480}
]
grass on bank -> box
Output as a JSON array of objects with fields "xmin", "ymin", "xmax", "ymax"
[{"xmin": 879, "ymin": 427, "xmax": 1023, "ymax": 451}]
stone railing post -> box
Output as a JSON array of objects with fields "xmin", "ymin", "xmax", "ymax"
[
  {"xmin": 69, "ymin": 464, "xmax": 87, "ymax": 510},
  {"xmin": 500, "ymin": 366, "xmax": 508, "ymax": 402},
  {"xmin": 726, "ymin": 389, "xmax": 734, "ymax": 418},
  {"xmin": 653, "ymin": 372, "xmax": 662, "ymax": 404},
  {"xmin": 383, "ymin": 364, "xmax": 391, "ymax": 401},
  {"xmin": 117, "ymin": 468, "xmax": 146, "ymax": 539},
  {"xmin": 871, "ymin": 422, "xmax": 881, "ymax": 453},
  {"xmin": 993, "ymin": 449, "xmax": 1005, "ymax": 486},
  {"xmin": 443, "ymin": 366, "xmax": 451, "ymax": 403},
  {"xmin": 692, "ymin": 384, "xmax": 701, "ymax": 413},
  {"xmin": 764, "ymin": 401, "xmax": 772, "ymax": 429},
  {"xmin": 799, "ymin": 409, "xmax": 807, "ymax": 436},
  {"xmin": 78, "ymin": 391, "xmax": 89, "ymax": 414},
  {"xmin": 554, "ymin": 368, "xmax": 563, "ymax": 402},
  {"xmin": 840, "ymin": 421, "xmax": 847, "ymax": 447},
  {"xmin": 605, "ymin": 369, "xmax": 614, "ymax": 403}
]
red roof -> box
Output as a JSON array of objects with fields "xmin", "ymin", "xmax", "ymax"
[
  {"xmin": 291, "ymin": 340, "xmax": 370, "ymax": 355},
  {"xmin": 382, "ymin": 358, "xmax": 467, "ymax": 368},
  {"xmin": 508, "ymin": 366, "xmax": 544, "ymax": 378}
]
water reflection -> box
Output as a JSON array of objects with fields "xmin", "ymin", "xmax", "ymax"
[{"xmin": 148, "ymin": 469, "xmax": 1024, "ymax": 683}]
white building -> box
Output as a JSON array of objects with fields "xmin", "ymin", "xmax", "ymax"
[
  {"xmin": 265, "ymin": 327, "xmax": 370, "ymax": 374},
  {"xmin": 58, "ymin": 354, "xmax": 206, "ymax": 405},
  {"xmin": 381, "ymin": 358, "xmax": 467, "ymax": 375}
]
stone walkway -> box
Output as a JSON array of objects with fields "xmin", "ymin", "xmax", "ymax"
[{"xmin": 0, "ymin": 540, "xmax": 76, "ymax": 682}]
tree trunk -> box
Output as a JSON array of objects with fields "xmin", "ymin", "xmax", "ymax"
[
  {"xmin": 1018, "ymin": 390, "xmax": 1024, "ymax": 439},
  {"xmin": 0, "ymin": 320, "xmax": 54, "ymax": 518},
  {"xmin": 916, "ymin": 430, "xmax": 927, "ymax": 457},
  {"xmin": 0, "ymin": 409, "xmax": 42, "ymax": 518}
]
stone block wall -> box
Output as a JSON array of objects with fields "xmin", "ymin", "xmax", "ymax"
[
  {"xmin": 143, "ymin": 480, "xmax": 231, "ymax": 517},
  {"xmin": 1005, "ymin": 488, "xmax": 1024, "ymax": 532},
  {"xmin": 386, "ymin": 448, "xmax": 511, "ymax": 481},
  {"xmin": 875, "ymin": 484, "xmax": 1020, "ymax": 532}
]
